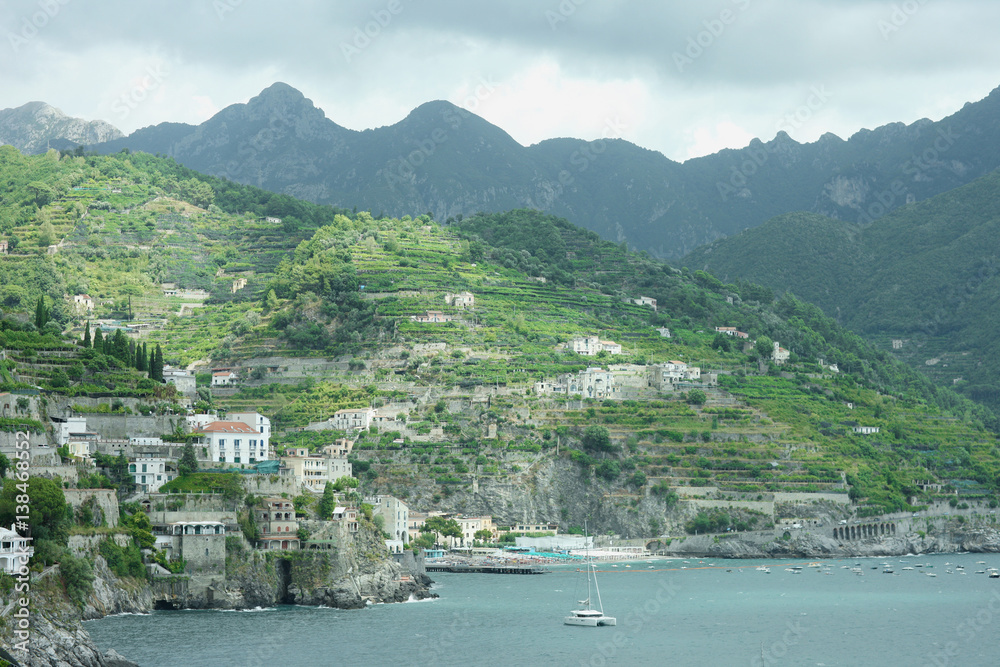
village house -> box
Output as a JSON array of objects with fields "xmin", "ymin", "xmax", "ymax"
[
  {"xmin": 570, "ymin": 335, "xmax": 622, "ymax": 356},
  {"xmin": 853, "ymin": 425, "xmax": 881, "ymax": 435},
  {"xmin": 163, "ymin": 366, "xmax": 196, "ymax": 398},
  {"xmin": 330, "ymin": 506, "xmax": 359, "ymax": 534},
  {"xmin": 329, "ymin": 407, "xmax": 377, "ymax": 431},
  {"xmin": 256, "ymin": 498, "xmax": 300, "ymax": 550},
  {"xmin": 366, "ymin": 495, "xmax": 410, "ymax": 546},
  {"xmin": 152, "ymin": 521, "xmax": 226, "ymax": 575},
  {"xmin": 211, "ymin": 370, "xmax": 238, "ymax": 387},
  {"xmin": 633, "ymin": 296, "xmax": 657, "ymax": 310},
  {"xmin": 410, "ymin": 311, "xmax": 452, "ymax": 323},
  {"xmin": 773, "ymin": 341, "xmax": 791, "ymax": 365},
  {"xmin": 129, "ymin": 454, "xmax": 174, "ymax": 493},
  {"xmin": 715, "ymin": 326, "xmax": 749, "ymax": 339},
  {"xmin": 512, "ymin": 522, "xmax": 559, "ymax": 533},
  {"xmin": 455, "ymin": 516, "xmax": 496, "ymax": 547},
  {"xmin": 0, "ymin": 239, "xmax": 8, "ymax": 254},
  {"xmin": 51, "ymin": 415, "xmax": 91, "ymax": 446},
  {"xmin": 0, "ymin": 524, "xmax": 33, "ymax": 575},
  {"xmin": 193, "ymin": 420, "xmax": 269, "ymax": 464},
  {"xmin": 445, "ymin": 291, "xmax": 475, "ymax": 309},
  {"xmin": 648, "ymin": 361, "xmax": 701, "ymax": 390},
  {"xmin": 72, "ymin": 294, "xmax": 94, "ymax": 313},
  {"xmin": 282, "ymin": 447, "xmax": 353, "ymax": 494},
  {"xmin": 558, "ymin": 366, "xmax": 616, "ymax": 399},
  {"xmin": 655, "ymin": 327, "xmax": 671, "ymax": 338}
]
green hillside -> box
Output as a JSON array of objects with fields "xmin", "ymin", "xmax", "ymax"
[
  {"xmin": 684, "ymin": 168, "xmax": 1000, "ymax": 413},
  {"xmin": 2, "ymin": 149, "xmax": 999, "ymax": 518}
]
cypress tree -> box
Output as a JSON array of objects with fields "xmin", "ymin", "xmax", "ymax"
[
  {"xmin": 151, "ymin": 344, "xmax": 164, "ymax": 382},
  {"xmin": 136, "ymin": 342, "xmax": 147, "ymax": 373},
  {"xmin": 129, "ymin": 340, "xmax": 137, "ymax": 369},
  {"xmin": 111, "ymin": 329, "xmax": 130, "ymax": 364},
  {"xmin": 93, "ymin": 328, "xmax": 104, "ymax": 354},
  {"xmin": 34, "ymin": 296, "xmax": 48, "ymax": 329},
  {"xmin": 82, "ymin": 321, "xmax": 91, "ymax": 348}
]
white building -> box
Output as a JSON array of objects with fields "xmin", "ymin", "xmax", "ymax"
[
  {"xmin": 649, "ymin": 361, "xmax": 701, "ymax": 390},
  {"xmin": 228, "ymin": 412, "xmax": 271, "ymax": 439},
  {"xmin": 773, "ymin": 341, "xmax": 790, "ymax": 365},
  {"xmin": 330, "ymin": 407, "xmax": 377, "ymax": 431},
  {"xmin": 655, "ymin": 327, "xmax": 671, "ymax": 338},
  {"xmin": 410, "ymin": 311, "xmax": 452, "ymax": 323},
  {"xmin": 193, "ymin": 420, "xmax": 269, "ymax": 464},
  {"xmin": 445, "ymin": 292, "xmax": 475, "ymax": 309},
  {"xmin": 185, "ymin": 412, "xmax": 220, "ymax": 431},
  {"xmin": 52, "ymin": 416, "xmax": 89, "ymax": 446},
  {"xmin": 163, "ymin": 366, "xmax": 196, "ymax": 397},
  {"xmin": 570, "ymin": 336, "xmax": 622, "ymax": 356},
  {"xmin": 853, "ymin": 426, "xmax": 880, "ymax": 435},
  {"xmin": 559, "ymin": 367, "xmax": 616, "ymax": 399},
  {"xmin": 282, "ymin": 448, "xmax": 353, "ymax": 494},
  {"xmin": 130, "ymin": 454, "xmax": 174, "ymax": 493},
  {"xmin": 633, "ymin": 296, "xmax": 657, "ymax": 310},
  {"xmin": 366, "ymin": 495, "xmax": 410, "ymax": 545},
  {"xmin": 211, "ymin": 371, "xmax": 238, "ymax": 386},
  {"xmin": 0, "ymin": 524, "xmax": 33, "ymax": 575}
]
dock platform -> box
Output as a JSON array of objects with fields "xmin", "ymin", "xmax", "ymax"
[{"xmin": 425, "ymin": 564, "xmax": 547, "ymax": 575}]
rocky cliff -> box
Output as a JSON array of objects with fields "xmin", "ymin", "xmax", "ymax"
[{"xmin": 0, "ymin": 102, "xmax": 122, "ymax": 155}]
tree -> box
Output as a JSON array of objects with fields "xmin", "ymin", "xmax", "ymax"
[
  {"xmin": 123, "ymin": 510, "xmax": 155, "ymax": 549},
  {"xmin": 581, "ymin": 425, "xmax": 614, "ymax": 454},
  {"xmin": 318, "ymin": 482, "xmax": 336, "ymax": 519},
  {"xmin": 93, "ymin": 328, "xmax": 104, "ymax": 354},
  {"xmin": 150, "ymin": 344, "xmax": 165, "ymax": 382},
  {"xmin": 178, "ymin": 443, "xmax": 199, "ymax": 477},
  {"xmin": 82, "ymin": 321, "xmax": 91, "ymax": 348},
  {"xmin": 474, "ymin": 528, "xmax": 493, "ymax": 544},
  {"xmin": 34, "ymin": 296, "xmax": 49, "ymax": 329},
  {"xmin": 0, "ymin": 477, "xmax": 71, "ymax": 545},
  {"xmin": 110, "ymin": 329, "xmax": 130, "ymax": 364},
  {"xmin": 686, "ymin": 389, "xmax": 707, "ymax": 406},
  {"xmin": 135, "ymin": 342, "xmax": 147, "ymax": 372},
  {"xmin": 0, "ymin": 453, "xmax": 9, "ymax": 479},
  {"xmin": 421, "ymin": 516, "xmax": 462, "ymax": 546}
]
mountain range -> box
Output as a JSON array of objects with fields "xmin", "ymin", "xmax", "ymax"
[
  {"xmin": 0, "ymin": 101, "xmax": 122, "ymax": 154},
  {"xmin": 684, "ymin": 168, "xmax": 1000, "ymax": 411},
  {"xmin": 5, "ymin": 82, "xmax": 1000, "ymax": 258}
]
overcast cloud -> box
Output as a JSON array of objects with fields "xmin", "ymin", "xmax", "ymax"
[{"xmin": 2, "ymin": 0, "xmax": 998, "ymax": 160}]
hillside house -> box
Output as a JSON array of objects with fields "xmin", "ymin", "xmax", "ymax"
[
  {"xmin": 570, "ymin": 336, "xmax": 622, "ymax": 356},
  {"xmin": 655, "ymin": 327, "xmax": 671, "ymax": 338},
  {"xmin": 366, "ymin": 495, "xmax": 410, "ymax": 545},
  {"xmin": 329, "ymin": 407, "xmax": 377, "ymax": 431},
  {"xmin": 445, "ymin": 291, "xmax": 475, "ymax": 309},
  {"xmin": 73, "ymin": 294, "xmax": 95, "ymax": 313},
  {"xmin": 558, "ymin": 367, "xmax": 616, "ymax": 399},
  {"xmin": 163, "ymin": 366, "xmax": 196, "ymax": 397},
  {"xmin": 256, "ymin": 498, "xmax": 299, "ymax": 550},
  {"xmin": 773, "ymin": 341, "xmax": 791, "ymax": 365},
  {"xmin": 715, "ymin": 327, "xmax": 749, "ymax": 339},
  {"xmin": 0, "ymin": 524, "xmax": 34, "ymax": 575},
  {"xmin": 153, "ymin": 521, "xmax": 226, "ymax": 575},
  {"xmin": 130, "ymin": 454, "xmax": 174, "ymax": 493},
  {"xmin": 0, "ymin": 240, "xmax": 7, "ymax": 254},
  {"xmin": 648, "ymin": 361, "xmax": 701, "ymax": 390},
  {"xmin": 193, "ymin": 420, "xmax": 269, "ymax": 464},
  {"xmin": 411, "ymin": 311, "xmax": 452, "ymax": 323},
  {"xmin": 853, "ymin": 425, "xmax": 880, "ymax": 435},
  {"xmin": 633, "ymin": 296, "xmax": 657, "ymax": 310},
  {"xmin": 211, "ymin": 370, "xmax": 238, "ymax": 386},
  {"xmin": 283, "ymin": 447, "xmax": 353, "ymax": 493}
]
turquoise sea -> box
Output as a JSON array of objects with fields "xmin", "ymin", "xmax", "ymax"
[{"xmin": 87, "ymin": 552, "xmax": 999, "ymax": 666}]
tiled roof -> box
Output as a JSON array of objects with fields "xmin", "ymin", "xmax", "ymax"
[{"xmin": 195, "ymin": 421, "xmax": 259, "ymax": 434}]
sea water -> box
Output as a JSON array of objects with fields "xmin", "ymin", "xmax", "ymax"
[{"xmin": 86, "ymin": 552, "xmax": 998, "ymax": 666}]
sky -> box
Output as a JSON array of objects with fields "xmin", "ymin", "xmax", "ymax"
[{"xmin": 2, "ymin": 0, "xmax": 999, "ymax": 162}]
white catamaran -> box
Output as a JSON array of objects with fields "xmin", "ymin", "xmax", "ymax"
[{"xmin": 564, "ymin": 536, "xmax": 616, "ymax": 627}]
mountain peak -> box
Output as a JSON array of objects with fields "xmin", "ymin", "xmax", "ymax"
[{"xmin": 0, "ymin": 101, "xmax": 122, "ymax": 154}]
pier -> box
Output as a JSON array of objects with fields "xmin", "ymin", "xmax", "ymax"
[{"xmin": 425, "ymin": 564, "xmax": 547, "ymax": 575}]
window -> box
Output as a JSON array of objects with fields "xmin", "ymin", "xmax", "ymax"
[
  {"xmin": 234, "ymin": 457, "xmax": 240, "ymax": 463},
  {"xmin": 219, "ymin": 456, "xmax": 225, "ymax": 462},
  {"xmin": 219, "ymin": 438, "xmax": 226, "ymax": 447},
  {"xmin": 234, "ymin": 439, "xmax": 241, "ymax": 448},
  {"xmin": 142, "ymin": 464, "xmax": 147, "ymax": 473}
]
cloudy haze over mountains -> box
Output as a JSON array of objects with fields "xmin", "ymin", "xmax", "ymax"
[{"xmin": 2, "ymin": 0, "xmax": 999, "ymax": 160}]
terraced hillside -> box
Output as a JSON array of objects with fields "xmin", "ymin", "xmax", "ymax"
[{"xmin": 2, "ymin": 150, "xmax": 999, "ymax": 533}]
